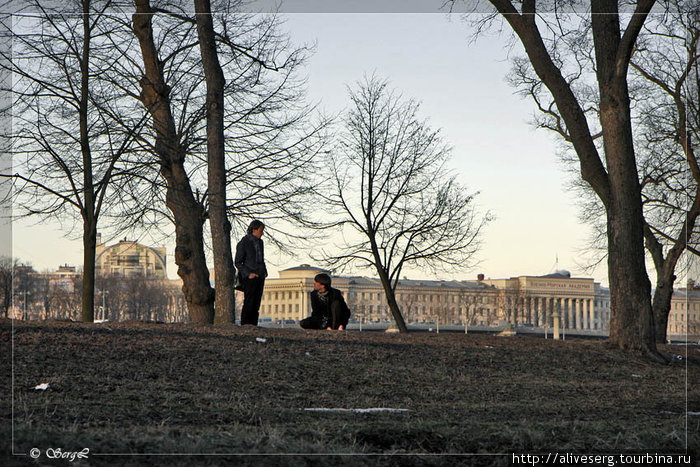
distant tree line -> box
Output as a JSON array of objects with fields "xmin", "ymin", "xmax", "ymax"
[{"xmin": 0, "ymin": 256, "xmax": 187, "ymax": 322}]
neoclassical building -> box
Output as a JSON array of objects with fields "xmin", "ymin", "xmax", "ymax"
[
  {"xmin": 257, "ymin": 265, "xmax": 611, "ymax": 331},
  {"xmin": 481, "ymin": 272, "xmax": 610, "ymax": 331},
  {"xmin": 667, "ymin": 287, "xmax": 700, "ymax": 338},
  {"xmin": 95, "ymin": 234, "xmax": 167, "ymax": 279}
]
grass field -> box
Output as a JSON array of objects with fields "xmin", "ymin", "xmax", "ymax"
[{"xmin": 2, "ymin": 320, "xmax": 698, "ymax": 466}]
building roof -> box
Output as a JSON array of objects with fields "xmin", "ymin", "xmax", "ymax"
[{"xmin": 281, "ymin": 264, "xmax": 330, "ymax": 273}]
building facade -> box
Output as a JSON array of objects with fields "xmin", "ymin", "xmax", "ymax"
[
  {"xmin": 257, "ymin": 265, "xmax": 611, "ymax": 331},
  {"xmin": 667, "ymin": 288, "xmax": 700, "ymax": 338},
  {"xmin": 95, "ymin": 235, "xmax": 167, "ymax": 279}
]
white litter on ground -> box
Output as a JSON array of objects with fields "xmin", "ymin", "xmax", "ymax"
[
  {"xmin": 34, "ymin": 383, "xmax": 50, "ymax": 391},
  {"xmin": 255, "ymin": 337, "xmax": 267, "ymax": 343},
  {"xmin": 304, "ymin": 408, "xmax": 409, "ymax": 414},
  {"xmin": 94, "ymin": 320, "xmax": 109, "ymax": 324}
]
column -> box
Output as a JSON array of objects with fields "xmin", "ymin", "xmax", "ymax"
[
  {"xmin": 575, "ymin": 298, "xmax": 582, "ymax": 330},
  {"xmin": 570, "ymin": 299, "xmax": 576, "ymax": 329},
  {"xmin": 583, "ymin": 299, "xmax": 593, "ymax": 330}
]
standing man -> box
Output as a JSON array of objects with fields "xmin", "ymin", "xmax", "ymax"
[
  {"xmin": 300, "ymin": 273, "xmax": 351, "ymax": 330},
  {"xmin": 235, "ymin": 220, "xmax": 267, "ymax": 326}
]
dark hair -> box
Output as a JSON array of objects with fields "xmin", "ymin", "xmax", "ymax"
[
  {"xmin": 314, "ymin": 273, "xmax": 331, "ymax": 288},
  {"xmin": 247, "ymin": 220, "xmax": 265, "ymax": 235}
]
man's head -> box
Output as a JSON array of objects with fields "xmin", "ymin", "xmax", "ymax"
[
  {"xmin": 313, "ymin": 273, "xmax": 332, "ymax": 292},
  {"xmin": 247, "ymin": 220, "xmax": 265, "ymax": 238}
]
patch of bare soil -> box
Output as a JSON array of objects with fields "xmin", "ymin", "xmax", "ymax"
[{"xmin": 1, "ymin": 320, "xmax": 698, "ymax": 466}]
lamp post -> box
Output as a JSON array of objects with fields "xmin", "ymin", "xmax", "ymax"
[
  {"xmin": 98, "ymin": 288, "xmax": 108, "ymax": 322},
  {"xmin": 22, "ymin": 290, "xmax": 30, "ymax": 320}
]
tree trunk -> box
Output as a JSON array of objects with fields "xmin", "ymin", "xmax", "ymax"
[
  {"xmin": 593, "ymin": 0, "xmax": 657, "ymax": 357},
  {"xmin": 81, "ymin": 224, "xmax": 96, "ymax": 322},
  {"xmin": 79, "ymin": 0, "xmax": 95, "ymax": 323},
  {"xmin": 133, "ymin": 0, "xmax": 214, "ymax": 325},
  {"xmin": 194, "ymin": 0, "xmax": 235, "ymax": 324},
  {"xmin": 375, "ymin": 267, "xmax": 408, "ymax": 332},
  {"xmin": 487, "ymin": 0, "xmax": 660, "ymax": 358},
  {"xmin": 652, "ymin": 277, "xmax": 674, "ymax": 344}
]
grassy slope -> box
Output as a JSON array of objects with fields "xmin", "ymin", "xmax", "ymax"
[{"xmin": 1, "ymin": 320, "xmax": 698, "ymax": 466}]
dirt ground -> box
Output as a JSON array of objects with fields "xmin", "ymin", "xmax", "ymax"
[{"xmin": 1, "ymin": 320, "xmax": 698, "ymax": 466}]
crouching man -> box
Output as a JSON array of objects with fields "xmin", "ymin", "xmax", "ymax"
[{"xmin": 300, "ymin": 273, "xmax": 351, "ymax": 330}]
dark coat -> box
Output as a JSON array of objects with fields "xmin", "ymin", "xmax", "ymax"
[
  {"xmin": 309, "ymin": 286, "xmax": 351, "ymax": 328},
  {"xmin": 234, "ymin": 234, "xmax": 267, "ymax": 283}
]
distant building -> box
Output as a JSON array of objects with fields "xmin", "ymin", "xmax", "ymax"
[
  {"xmin": 257, "ymin": 265, "xmax": 611, "ymax": 330},
  {"xmin": 480, "ymin": 271, "xmax": 610, "ymax": 331},
  {"xmin": 95, "ymin": 235, "xmax": 167, "ymax": 279},
  {"xmin": 47, "ymin": 264, "xmax": 81, "ymax": 293},
  {"xmin": 667, "ymin": 287, "xmax": 700, "ymax": 339}
]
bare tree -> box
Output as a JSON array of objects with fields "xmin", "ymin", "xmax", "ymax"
[
  {"xmin": 0, "ymin": 256, "xmax": 15, "ymax": 318},
  {"xmin": 452, "ymin": 0, "xmax": 662, "ymax": 358},
  {"xmin": 319, "ymin": 76, "xmax": 490, "ymax": 333},
  {"xmin": 499, "ymin": 1, "xmax": 699, "ymax": 345},
  {"xmin": 619, "ymin": 4, "xmax": 698, "ymax": 343},
  {"xmin": 194, "ymin": 0, "xmax": 235, "ymax": 324},
  {"xmin": 106, "ymin": 1, "xmax": 327, "ymax": 323},
  {"xmin": 132, "ymin": 0, "xmax": 215, "ymax": 325},
  {"xmin": 0, "ymin": 0, "xmax": 142, "ymax": 322}
]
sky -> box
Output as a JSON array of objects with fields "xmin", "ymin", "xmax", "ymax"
[{"xmin": 8, "ymin": 11, "xmax": 612, "ymax": 286}]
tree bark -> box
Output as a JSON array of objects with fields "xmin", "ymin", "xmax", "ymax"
[
  {"xmin": 133, "ymin": 0, "xmax": 214, "ymax": 325},
  {"xmin": 592, "ymin": 0, "xmax": 657, "ymax": 357},
  {"xmin": 489, "ymin": 0, "xmax": 660, "ymax": 358},
  {"xmin": 194, "ymin": 0, "xmax": 235, "ymax": 324},
  {"xmin": 369, "ymin": 236, "xmax": 408, "ymax": 332},
  {"xmin": 376, "ymin": 268, "xmax": 408, "ymax": 333},
  {"xmin": 79, "ymin": 0, "xmax": 95, "ymax": 323}
]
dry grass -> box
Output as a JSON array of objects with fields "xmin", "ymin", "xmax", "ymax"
[{"xmin": 1, "ymin": 320, "xmax": 698, "ymax": 466}]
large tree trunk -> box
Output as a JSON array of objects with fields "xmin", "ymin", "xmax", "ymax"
[
  {"xmin": 194, "ymin": 0, "xmax": 235, "ymax": 324},
  {"xmin": 133, "ymin": 0, "xmax": 214, "ymax": 325},
  {"xmin": 592, "ymin": 0, "xmax": 658, "ymax": 357},
  {"xmin": 489, "ymin": 0, "xmax": 659, "ymax": 357},
  {"xmin": 79, "ymin": 0, "xmax": 95, "ymax": 323},
  {"xmin": 81, "ymin": 223, "xmax": 97, "ymax": 322}
]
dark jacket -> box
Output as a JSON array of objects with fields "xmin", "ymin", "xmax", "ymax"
[
  {"xmin": 234, "ymin": 234, "xmax": 267, "ymax": 282},
  {"xmin": 310, "ymin": 287, "xmax": 351, "ymax": 328}
]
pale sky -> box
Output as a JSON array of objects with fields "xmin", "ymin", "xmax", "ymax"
[{"xmin": 9, "ymin": 12, "xmax": 612, "ymax": 286}]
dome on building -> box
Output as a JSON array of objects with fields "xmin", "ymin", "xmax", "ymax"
[
  {"xmin": 278, "ymin": 264, "xmax": 330, "ymax": 279},
  {"xmin": 541, "ymin": 269, "xmax": 571, "ymax": 279}
]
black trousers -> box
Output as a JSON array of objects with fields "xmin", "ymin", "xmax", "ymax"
[
  {"xmin": 300, "ymin": 301, "xmax": 349, "ymax": 329},
  {"xmin": 241, "ymin": 276, "xmax": 265, "ymax": 325}
]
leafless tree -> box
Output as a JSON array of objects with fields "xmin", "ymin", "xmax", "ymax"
[
  {"xmin": 0, "ymin": 0, "xmax": 143, "ymax": 322},
  {"xmin": 194, "ymin": 0, "xmax": 234, "ymax": 323},
  {"xmin": 319, "ymin": 76, "xmax": 490, "ymax": 333},
  {"xmin": 111, "ymin": 1, "xmax": 327, "ymax": 323},
  {"xmin": 499, "ymin": 1, "xmax": 698, "ymax": 345},
  {"xmin": 0, "ymin": 256, "xmax": 15, "ymax": 318},
  {"xmin": 615, "ymin": 4, "xmax": 698, "ymax": 343},
  {"xmin": 450, "ymin": 0, "xmax": 663, "ymax": 359}
]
